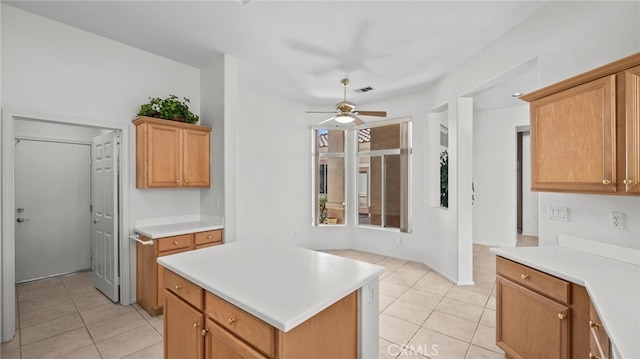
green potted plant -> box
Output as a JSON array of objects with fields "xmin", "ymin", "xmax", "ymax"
[
  {"xmin": 319, "ymin": 195, "xmax": 328, "ymax": 224},
  {"xmin": 137, "ymin": 94, "xmax": 200, "ymax": 124}
]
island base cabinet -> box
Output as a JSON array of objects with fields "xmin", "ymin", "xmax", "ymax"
[
  {"xmin": 164, "ymin": 289, "xmax": 204, "ymax": 359},
  {"xmin": 496, "ymin": 276, "xmax": 570, "ymax": 359}
]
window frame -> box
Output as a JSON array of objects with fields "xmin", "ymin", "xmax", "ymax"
[
  {"xmin": 354, "ymin": 118, "xmax": 412, "ymax": 233},
  {"xmin": 311, "ymin": 127, "xmax": 347, "ymax": 227}
]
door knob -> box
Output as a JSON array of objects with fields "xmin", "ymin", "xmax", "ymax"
[
  {"xmin": 16, "ymin": 218, "xmax": 30, "ymax": 223},
  {"xmin": 16, "ymin": 208, "xmax": 24, "ymax": 213},
  {"xmin": 91, "ymin": 218, "xmax": 101, "ymax": 224}
]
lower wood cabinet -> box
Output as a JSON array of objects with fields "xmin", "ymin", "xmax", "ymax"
[
  {"xmin": 162, "ymin": 269, "xmax": 358, "ymax": 359},
  {"xmin": 164, "ymin": 289, "xmax": 204, "ymax": 359},
  {"xmin": 496, "ymin": 257, "xmax": 590, "ymax": 359},
  {"xmin": 589, "ymin": 302, "xmax": 611, "ymax": 359},
  {"xmin": 136, "ymin": 229, "xmax": 223, "ymax": 316}
]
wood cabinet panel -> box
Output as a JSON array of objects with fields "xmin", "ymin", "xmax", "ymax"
[
  {"xmin": 497, "ymin": 257, "xmax": 570, "ymax": 304},
  {"xmin": 530, "ymin": 75, "xmax": 616, "ymax": 193},
  {"xmin": 205, "ymin": 318, "xmax": 268, "ymax": 359},
  {"xmin": 205, "ymin": 292, "xmax": 275, "ymax": 358},
  {"xmin": 157, "ymin": 233, "xmax": 193, "ymax": 253},
  {"xmin": 164, "ymin": 289, "xmax": 204, "ymax": 359},
  {"xmin": 496, "ymin": 276, "xmax": 570, "ymax": 359},
  {"xmin": 134, "ymin": 116, "xmax": 211, "ymax": 188},
  {"xmin": 195, "ymin": 230, "xmax": 223, "ymax": 246},
  {"xmin": 589, "ymin": 303, "xmax": 611, "ymax": 359},
  {"xmin": 135, "ymin": 229, "xmax": 223, "ymax": 316},
  {"xmin": 625, "ymin": 65, "xmax": 640, "ymax": 193},
  {"xmin": 164, "ymin": 268, "xmax": 203, "ymax": 310}
]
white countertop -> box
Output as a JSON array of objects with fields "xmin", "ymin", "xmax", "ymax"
[
  {"xmin": 134, "ymin": 214, "xmax": 224, "ymax": 239},
  {"xmin": 491, "ymin": 246, "xmax": 640, "ymax": 359},
  {"xmin": 157, "ymin": 240, "xmax": 384, "ymax": 332}
]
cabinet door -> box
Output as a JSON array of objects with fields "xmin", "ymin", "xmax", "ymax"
[
  {"xmin": 157, "ymin": 246, "xmax": 193, "ymax": 310},
  {"xmin": 204, "ymin": 318, "xmax": 268, "ymax": 359},
  {"xmin": 146, "ymin": 123, "xmax": 182, "ymax": 187},
  {"xmin": 183, "ymin": 129, "xmax": 210, "ymax": 187},
  {"xmin": 530, "ymin": 75, "xmax": 617, "ymax": 193},
  {"xmin": 496, "ymin": 276, "xmax": 570, "ymax": 359},
  {"xmin": 164, "ymin": 289, "xmax": 204, "ymax": 359},
  {"xmin": 625, "ymin": 65, "xmax": 640, "ymax": 193}
]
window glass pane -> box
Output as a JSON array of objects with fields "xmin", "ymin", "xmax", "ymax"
[
  {"xmin": 319, "ymin": 157, "xmax": 344, "ymax": 225},
  {"xmin": 385, "ymin": 154, "xmax": 401, "ymax": 229},
  {"xmin": 318, "ymin": 129, "xmax": 345, "ymax": 153},
  {"xmin": 359, "ymin": 124, "xmax": 401, "ymax": 152},
  {"xmin": 358, "ymin": 156, "xmax": 372, "ymax": 225}
]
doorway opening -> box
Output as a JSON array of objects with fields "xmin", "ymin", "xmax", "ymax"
[
  {"xmin": 516, "ymin": 128, "xmax": 539, "ymax": 247},
  {"xmin": 1, "ymin": 112, "xmax": 131, "ymax": 343}
]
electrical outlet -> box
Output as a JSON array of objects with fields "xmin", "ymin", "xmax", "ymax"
[
  {"xmin": 610, "ymin": 212, "xmax": 624, "ymax": 229},
  {"xmin": 547, "ymin": 206, "xmax": 569, "ymax": 222},
  {"xmin": 394, "ymin": 237, "xmax": 401, "ymax": 246}
]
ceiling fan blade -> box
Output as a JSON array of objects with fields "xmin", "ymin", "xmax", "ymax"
[
  {"xmin": 356, "ymin": 111, "xmax": 387, "ymax": 117},
  {"xmin": 306, "ymin": 111, "xmax": 338, "ymax": 114},
  {"xmin": 318, "ymin": 116, "xmax": 337, "ymax": 125},
  {"xmin": 352, "ymin": 115, "xmax": 364, "ymax": 126}
]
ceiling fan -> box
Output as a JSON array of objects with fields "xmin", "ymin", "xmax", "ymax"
[{"xmin": 306, "ymin": 78, "xmax": 387, "ymax": 125}]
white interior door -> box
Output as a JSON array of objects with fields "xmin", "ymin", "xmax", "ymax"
[
  {"xmin": 15, "ymin": 139, "xmax": 91, "ymax": 283},
  {"xmin": 91, "ymin": 132, "xmax": 119, "ymax": 302}
]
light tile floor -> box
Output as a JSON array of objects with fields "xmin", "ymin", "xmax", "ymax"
[{"xmin": 2, "ymin": 244, "xmax": 505, "ymax": 359}]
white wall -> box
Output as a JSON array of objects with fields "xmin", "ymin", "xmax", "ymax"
[
  {"xmin": 472, "ymin": 106, "xmax": 530, "ymax": 247},
  {"xmin": 200, "ymin": 54, "xmax": 239, "ymax": 242},
  {"xmin": 1, "ymin": 4, "xmax": 203, "ymax": 316},
  {"xmin": 1, "ymin": 4, "xmax": 203, "ymax": 222}
]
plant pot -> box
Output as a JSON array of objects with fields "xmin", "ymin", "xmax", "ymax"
[{"xmin": 326, "ymin": 218, "xmax": 338, "ymax": 224}]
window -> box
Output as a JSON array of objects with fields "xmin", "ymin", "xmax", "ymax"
[
  {"xmin": 357, "ymin": 121, "xmax": 412, "ymax": 232},
  {"xmin": 312, "ymin": 129, "xmax": 346, "ymax": 225}
]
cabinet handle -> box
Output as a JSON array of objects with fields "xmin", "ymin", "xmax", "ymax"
[
  {"xmin": 175, "ymin": 285, "xmax": 182, "ymax": 290},
  {"xmin": 589, "ymin": 353, "xmax": 601, "ymax": 359},
  {"xmin": 228, "ymin": 318, "xmax": 236, "ymax": 325},
  {"xmin": 201, "ymin": 329, "xmax": 209, "ymax": 337},
  {"xmin": 520, "ymin": 274, "xmax": 529, "ymax": 280},
  {"xmin": 623, "ymin": 179, "xmax": 632, "ymax": 185},
  {"xmin": 193, "ymin": 322, "xmax": 200, "ymax": 328},
  {"xmin": 173, "ymin": 241, "xmax": 179, "ymax": 245},
  {"xmin": 589, "ymin": 320, "xmax": 601, "ymax": 329},
  {"xmin": 207, "ymin": 235, "xmax": 212, "ymax": 239},
  {"xmin": 557, "ymin": 313, "xmax": 566, "ymax": 320},
  {"xmin": 175, "ymin": 179, "xmax": 180, "ymax": 183},
  {"xmin": 602, "ymin": 179, "xmax": 611, "ymax": 185}
]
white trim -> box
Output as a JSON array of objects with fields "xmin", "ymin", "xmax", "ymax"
[{"xmin": 1, "ymin": 109, "xmax": 132, "ymax": 342}]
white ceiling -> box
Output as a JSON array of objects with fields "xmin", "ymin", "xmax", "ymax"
[{"xmin": 4, "ymin": 1, "xmax": 545, "ymax": 109}]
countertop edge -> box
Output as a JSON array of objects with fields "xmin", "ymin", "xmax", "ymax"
[
  {"xmin": 158, "ymin": 258, "xmax": 383, "ymax": 332},
  {"xmin": 135, "ymin": 223, "xmax": 224, "ymax": 239}
]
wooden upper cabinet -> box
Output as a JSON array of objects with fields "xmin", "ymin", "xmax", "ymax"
[
  {"xmin": 625, "ymin": 65, "xmax": 640, "ymax": 193},
  {"xmin": 134, "ymin": 116, "xmax": 211, "ymax": 188},
  {"xmin": 522, "ymin": 52, "xmax": 640, "ymax": 195},
  {"xmin": 529, "ymin": 75, "xmax": 616, "ymax": 193}
]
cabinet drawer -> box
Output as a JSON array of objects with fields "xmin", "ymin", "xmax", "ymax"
[
  {"xmin": 164, "ymin": 269, "xmax": 203, "ymax": 310},
  {"xmin": 589, "ymin": 303, "xmax": 611, "ymax": 359},
  {"xmin": 157, "ymin": 234, "xmax": 193, "ymax": 253},
  {"xmin": 195, "ymin": 230, "xmax": 222, "ymax": 246},
  {"xmin": 205, "ymin": 292, "xmax": 275, "ymax": 358},
  {"xmin": 497, "ymin": 257, "xmax": 570, "ymax": 304}
]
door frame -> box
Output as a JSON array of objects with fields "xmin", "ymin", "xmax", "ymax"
[{"xmin": 1, "ymin": 109, "xmax": 131, "ymax": 342}]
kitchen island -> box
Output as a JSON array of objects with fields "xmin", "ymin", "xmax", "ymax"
[{"xmin": 157, "ymin": 240, "xmax": 384, "ymax": 359}]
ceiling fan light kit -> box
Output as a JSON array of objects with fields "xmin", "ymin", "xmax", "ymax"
[
  {"xmin": 307, "ymin": 78, "xmax": 387, "ymax": 125},
  {"xmin": 335, "ymin": 115, "xmax": 353, "ymax": 123}
]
